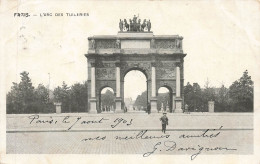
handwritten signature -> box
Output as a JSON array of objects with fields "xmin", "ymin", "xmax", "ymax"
[
  {"xmin": 143, "ymin": 140, "xmax": 176, "ymax": 157},
  {"xmin": 143, "ymin": 141, "xmax": 237, "ymax": 160}
]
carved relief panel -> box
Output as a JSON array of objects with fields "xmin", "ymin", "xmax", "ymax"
[
  {"xmin": 96, "ymin": 62, "xmax": 116, "ymax": 80},
  {"xmin": 156, "ymin": 61, "xmax": 175, "ymax": 79},
  {"xmin": 95, "ymin": 40, "xmax": 116, "ymax": 49},
  {"xmin": 154, "ymin": 39, "xmax": 182, "ymax": 49}
]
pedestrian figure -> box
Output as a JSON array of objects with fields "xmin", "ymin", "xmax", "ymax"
[
  {"xmin": 160, "ymin": 113, "xmax": 168, "ymax": 133},
  {"xmin": 147, "ymin": 103, "xmax": 151, "ymax": 114}
]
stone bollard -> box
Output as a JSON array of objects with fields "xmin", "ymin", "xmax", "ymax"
[
  {"xmin": 185, "ymin": 104, "xmax": 189, "ymax": 113},
  {"xmin": 208, "ymin": 101, "xmax": 214, "ymax": 113},
  {"xmin": 54, "ymin": 102, "xmax": 62, "ymax": 114}
]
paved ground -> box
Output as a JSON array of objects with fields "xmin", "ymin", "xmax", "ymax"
[{"xmin": 6, "ymin": 113, "xmax": 253, "ymax": 156}]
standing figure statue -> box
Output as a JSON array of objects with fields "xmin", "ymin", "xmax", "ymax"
[
  {"xmin": 137, "ymin": 19, "xmax": 141, "ymax": 32},
  {"xmin": 147, "ymin": 20, "xmax": 151, "ymax": 32},
  {"xmin": 176, "ymin": 39, "xmax": 180, "ymax": 48},
  {"xmin": 150, "ymin": 38, "xmax": 155, "ymax": 49},
  {"xmin": 124, "ymin": 19, "xmax": 129, "ymax": 31},
  {"xmin": 129, "ymin": 19, "xmax": 133, "ymax": 31},
  {"xmin": 89, "ymin": 38, "xmax": 95, "ymax": 49},
  {"xmin": 119, "ymin": 19, "xmax": 123, "ymax": 32},
  {"xmin": 141, "ymin": 19, "xmax": 147, "ymax": 31},
  {"xmin": 115, "ymin": 39, "xmax": 120, "ymax": 49},
  {"xmin": 133, "ymin": 15, "xmax": 137, "ymax": 24}
]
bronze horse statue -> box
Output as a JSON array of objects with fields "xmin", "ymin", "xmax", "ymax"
[
  {"xmin": 141, "ymin": 19, "xmax": 147, "ymax": 31},
  {"xmin": 124, "ymin": 19, "xmax": 129, "ymax": 31}
]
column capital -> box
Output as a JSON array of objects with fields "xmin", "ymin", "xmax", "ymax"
[
  {"xmin": 151, "ymin": 62, "xmax": 157, "ymax": 67},
  {"xmin": 176, "ymin": 62, "xmax": 182, "ymax": 67},
  {"xmin": 90, "ymin": 62, "xmax": 97, "ymax": 67},
  {"xmin": 115, "ymin": 62, "xmax": 121, "ymax": 67}
]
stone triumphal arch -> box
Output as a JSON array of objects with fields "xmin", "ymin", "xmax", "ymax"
[{"xmin": 85, "ymin": 18, "xmax": 186, "ymax": 113}]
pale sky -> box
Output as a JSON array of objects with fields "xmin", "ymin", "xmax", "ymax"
[{"xmin": 2, "ymin": 0, "xmax": 260, "ymax": 99}]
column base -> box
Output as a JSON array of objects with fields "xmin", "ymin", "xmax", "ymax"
[
  {"xmin": 174, "ymin": 97, "xmax": 183, "ymax": 113},
  {"xmin": 115, "ymin": 98, "xmax": 122, "ymax": 112},
  {"xmin": 150, "ymin": 98, "xmax": 157, "ymax": 113},
  {"xmin": 89, "ymin": 98, "xmax": 97, "ymax": 114}
]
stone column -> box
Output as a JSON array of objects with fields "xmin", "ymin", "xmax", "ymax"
[
  {"xmin": 115, "ymin": 62, "xmax": 122, "ymax": 112},
  {"xmin": 91, "ymin": 66, "xmax": 96, "ymax": 98},
  {"xmin": 175, "ymin": 64, "xmax": 183, "ymax": 113},
  {"xmin": 116, "ymin": 65, "xmax": 120, "ymax": 97},
  {"xmin": 172, "ymin": 93, "xmax": 176, "ymax": 112},
  {"xmin": 89, "ymin": 62, "xmax": 97, "ymax": 113},
  {"xmin": 150, "ymin": 62, "xmax": 157, "ymax": 113}
]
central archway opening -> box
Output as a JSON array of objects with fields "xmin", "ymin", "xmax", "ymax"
[{"xmin": 124, "ymin": 70, "xmax": 147, "ymax": 113}]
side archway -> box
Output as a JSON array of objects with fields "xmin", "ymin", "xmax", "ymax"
[
  {"xmin": 99, "ymin": 86, "xmax": 115, "ymax": 113},
  {"xmin": 157, "ymin": 86, "xmax": 173, "ymax": 113}
]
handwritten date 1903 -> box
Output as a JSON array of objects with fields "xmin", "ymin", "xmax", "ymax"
[{"xmin": 111, "ymin": 118, "xmax": 133, "ymax": 128}]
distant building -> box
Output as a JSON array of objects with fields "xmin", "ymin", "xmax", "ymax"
[{"xmin": 124, "ymin": 98, "xmax": 134, "ymax": 110}]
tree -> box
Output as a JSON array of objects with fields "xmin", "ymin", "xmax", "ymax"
[
  {"xmin": 6, "ymin": 71, "xmax": 36, "ymax": 113},
  {"xmin": 134, "ymin": 91, "xmax": 147, "ymax": 110},
  {"xmin": 35, "ymin": 84, "xmax": 49, "ymax": 105},
  {"xmin": 101, "ymin": 89, "xmax": 115, "ymax": 109},
  {"xmin": 192, "ymin": 83, "xmax": 203, "ymax": 112},
  {"xmin": 184, "ymin": 82, "xmax": 193, "ymax": 111},
  {"xmin": 183, "ymin": 82, "xmax": 204, "ymax": 112},
  {"xmin": 34, "ymin": 84, "xmax": 55, "ymax": 113},
  {"xmin": 19, "ymin": 72, "xmax": 35, "ymax": 113},
  {"xmin": 229, "ymin": 70, "xmax": 253, "ymax": 112},
  {"xmin": 215, "ymin": 85, "xmax": 230, "ymax": 112},
  {"xmin": 70, "ymin": 82, "xmax": 88, "ymax": 113},
  {"xmin": 6, "ymin": 83, "xmax": 21, "ymax": 113},
  {"xmin": 201, "ymin": 79, "xmax": 216, "ymax": 112},
  {"xmin": 53, "ymin": 81, "xmax": 71, "ymax": 113}
]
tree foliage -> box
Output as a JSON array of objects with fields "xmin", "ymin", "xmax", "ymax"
[
  {"xmin": 100, "ymin": 89, "xmax": 115, "ymax": 111},
  {"xmin": 6, "ymin": 71, "xmax": 55, "ymax": 114},
  {"xmin": 70, "ymin": 82, "xmax": 88, "ymax": 112},
  {"xmin": 7, "ymin": 71, "xmax": 88, "ymax": 114},
  {"xmin": 134, "ymin": 91, "xmax": 147, "ymax": 110},
  {"xmin": 53, "ymin": 81, "xmax": 88, "ymax": 113},
  {"xmin": 229, "ymin": 70, "xmax": 253, "ymax": 112},
  {"xmin": 6, "ymin": 70, "xmax": 253, "ymax": 114},
  {"xmin": 184, "ymin": 70, "xmax": 253, "ymax": 112}
]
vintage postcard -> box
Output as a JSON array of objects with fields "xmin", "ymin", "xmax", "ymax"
[{"xmin": 0, "ymin": 0, "xmax": 260, "ymax": 163}]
